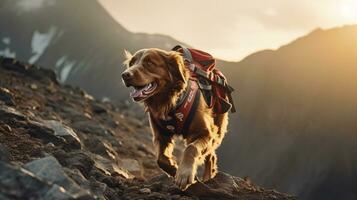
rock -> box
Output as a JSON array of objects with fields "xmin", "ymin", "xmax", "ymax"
[
  {"xmin": 2, "ymin": 124, "xmax": 12, "ymax": 132},
  {"xmin": 185, "ymin": 172, "xmax": 237, "ymax": 199},
  {"xmin": 119, "ymin": 158, "xmax": 143, "ymax": 178},
  {"xmin": 54, "ymin": 151, "xmax": 95, "ymax": 177},
  {"xmin": 25, "ymin": 120, "xmax": 68, "ymax": 147},
  {"xmin": 64, "ymin": 168, "xmax": 106, "ymax": 200},
  {"xmin": 45, "ymin": 82, "xmax": 57, "ymax": 93},
  {"xmin": 0, "ymin": 87, "xmax": 14, "ymax": 106},
  {"xmin": 0, "ymin": 58, "xmax": 58, "ymax": 83},
  {"xmin": 0, "ymin": 144, "xmax": 10, "ymax": 161},
  {"xmin": 186, "ymin": 172, "xmax": 297, "ymax": 200},
  {"xmin": 23, "ymin": 120, "xmax": 81, "ymax": 150},
  {"xmin": 147, "ymin": 172, "xmax": 297, "ymax": 200},
  {"xmin": 72, "ymin": 120, "xmax": 112, "ymax": 136},
  {"xmin": 171, "ymin": 194, "xmax": 181, "ymax": 200},
  {"xmin": 23, "ymin": 156, "xmax": 93, "ymax": 199},
  {"xmin": 59, "ymin": 106, "xmax": 89, "ymax": 122},
  {"xmin": 91, "ymin": 102, "xmax": 108, "ymax": 114},
  {"xmin": 84, "ymin": 137, "xmax": 117, "ymax": 159},
  {"xmin": 84, "ymin": 112, "xmax": 92, "ymax": 119},
  {"xmin": 92, "ymin": 154, "xmax": 134, "ymax": 179},
  {"xmin": 0, "ymin": 160, "xmax": 73, "ymax": 199},
  {"xmin": 30, "ymin": 83, "xmax": 38, "ymax": 90},
  {"xmin": 80, "ymin": 90, "xmax": 94, "ymax": 100},
  {"xmin": 0, "ymin": 105, "xmax": 26, "ymax": 121},
  {"xmin": 42, "ymin": 120, "xmax": 82, "ymax": 149},
  {"xmin": 139, "ymin": 188, "xmax": 151, "ymax": 194}
]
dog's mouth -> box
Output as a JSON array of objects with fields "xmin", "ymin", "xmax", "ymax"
[{"xmin": 129, "ymin": 82, "xmax": 158, "ymax": 102}]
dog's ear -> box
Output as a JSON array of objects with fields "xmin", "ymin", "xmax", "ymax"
[
  {"xmin": 123, "ymin": 49, "xmax": 133, "ymax": 68},
  {"xmin": 160, "ymin": 51, "xmax": 187, "ymax": 83}
]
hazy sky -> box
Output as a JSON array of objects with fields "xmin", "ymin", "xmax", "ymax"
[{"xmin": 99, "ymin": 0, "xmax": 357, "ymax": 61}]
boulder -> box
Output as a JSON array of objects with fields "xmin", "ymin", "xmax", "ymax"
[
  {"xmin": 92, "ymin": 154, "xmax": 133, "ymax": 179},
  {"xmin": 84, "ymin": 137, "xmax": 117, "ymax": 159},
  {"xmin": 23, "ymin": 119, "xmax": 81, "ymax": 150},
  {"xmin": 64, "ymin": 168, "xmax": 107, "ymax": 200},
  {"xmin": 119, "ymin": 158, "xmax": 143, "ymax": 178},
  {"xmin": 23, "ymin": 156, "xmax": 92, "ymax": 199},
  {"xmin": 0, "ymin": 160, "xmax": 73, "ymax": 200},
  {"xmin": 54, "ymin": 150, "xmax": 95, "ymax": 177},
  {"xmin": 42, "ymin": 120, "xmax": 82, "ymax": 149}
]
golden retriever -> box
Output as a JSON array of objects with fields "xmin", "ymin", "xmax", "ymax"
[{"xmin": 121, "ymin": 48, "xmax": 228, "ymax": 190}]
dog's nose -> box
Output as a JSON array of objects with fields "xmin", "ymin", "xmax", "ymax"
[{"xmin": 121, "ymin": 71, "xmax": 133, "ymax": 80}]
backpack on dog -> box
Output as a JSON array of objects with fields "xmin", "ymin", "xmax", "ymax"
[{"xmin": 172, "ymin": 45, "xmax": 236, "ymax": 114}]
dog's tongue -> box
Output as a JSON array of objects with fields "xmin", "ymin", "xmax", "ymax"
[
  {"xmin": 130, "ymin": 82, "xmax": 157, "ymax": 100},
  {"xmin": 130, "ymin": 89, "xmax": 143, "ymax": 98}
]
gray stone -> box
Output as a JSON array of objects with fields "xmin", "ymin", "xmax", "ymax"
[
  {"xmin": 92, "ymin": 154, "xmax": 133, "ymax": 179},
  {"xmin": 0, "ymin": 88, "xmax": 14, "ymax": 106},
  {"xmin": 119, "ymin": 158, "xmax": 143, "ymax": 178},
  {"xmin": 185, "ymin": 172, "xmax": 237, "ymax": 199},
  {"xmin": 0, "ymin": 105, "xmax": 26, "ymax": 121},
  {"xmin": 139, "ymin": 188, "xmax": 151, "ymax": 194},
  {"xmin": 0, "ymin": 160, "xmax": 72, "ymax": 199},
  {"xmin": 24, "ymin": 120, "xmax": 81, "ymax": 150},
  {"xmin": 53, "ymin": 151, "xmax": 95, "ymax": 177},
  {"xmin": 23, "ymin": 156, "xmax": 93, "ymax": 199},
  {"xmin": 64, "ymin": 168, "xmax": 108, "ymax": 199},
  {"xmin": 0, "ymin": 144, "xmax": 9, "ymax": 162},
  {"xmin": 72, "ymin": 120, "xmax": 111, "ymax": 136},
  {"xmin": 25, "ymin": 120, "xmax": 67, "ymax": 147},
  {"xmin": 91, "ymin": 102, "xmax": 108, "ymax": 114},
  {"xmin": 84, "ymin": 137, "xmax": 117, "ymax": 159},
  {"xmin": 43, "ymin": 120, "xmax": 82, "ymax": 149}
]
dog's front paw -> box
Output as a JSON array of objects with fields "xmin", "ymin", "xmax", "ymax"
[{"xmin": 174, "ymin": 165, "xmax": 196, "ymax": 190}]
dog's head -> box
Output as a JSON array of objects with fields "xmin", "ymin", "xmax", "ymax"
[{"xmin": 121, "ymin": 48, "xmax": 188, "ymax": 102}]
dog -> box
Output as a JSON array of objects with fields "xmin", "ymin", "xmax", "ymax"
[{"xmin": 121, "ymin": 48, "xmax": 229, "ymax": 190}]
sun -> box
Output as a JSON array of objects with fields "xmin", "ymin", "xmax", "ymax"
[{"xmin": 340, "ymin": 1, "xmax": 357, "ymax": 22}]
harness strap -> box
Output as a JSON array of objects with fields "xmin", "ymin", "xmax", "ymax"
[
  {"xmin": 172, "ymin": 45, "xmax": 236, "ymax": 113},
  {"xmin": 181, "ymin": 86, "xmax": 200, "ymax": 135},
  {"xmin": 175, "ymin": 80, "xmax": 191, "ymax": 108},
  {"xmin": 172, "ymin": 45, "xmax": 193, "ymax": 63},
  {"xmin": 149, "ymin": 80, "xmax": 200, "ymax": 135}
]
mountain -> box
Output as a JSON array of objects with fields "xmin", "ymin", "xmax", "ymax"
[
  {"xmin": 1, "ymin": 0, "xmax": 357, "ymax": 199},
  {"xmin": 218, "ymin": 25, "xmax": 357, "ymax": 200},
  {"xmin": 0, "ymin": 0, "xmax": 186, "ymax": 99},
  {"xmin": 0, "ymin": 57, "xmax": 296, "ymax": 199}
]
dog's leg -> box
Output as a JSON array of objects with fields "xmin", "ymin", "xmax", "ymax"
[
  {"xmin": 175, "ymin": 137, "xmax": 210, "ymax": 190},
  {"xmin": 154, "ymin": 135, "xmax": 178, "ymax": 177},
  {"xmin": 202, "ymin": 152, "xmax": 217, "ymax": 182}
]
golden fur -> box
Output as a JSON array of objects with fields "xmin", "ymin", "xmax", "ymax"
[{"xmin": 122, "ymin": 48, "xmax": 229, "ymax": 190}]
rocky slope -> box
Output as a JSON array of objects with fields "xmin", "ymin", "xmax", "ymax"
[{"xmin": 0, "ymin": 57, "xmax": 296, "ymax": 200}]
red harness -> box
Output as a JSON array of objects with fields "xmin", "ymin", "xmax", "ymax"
[
  {"xmin": 150, "ymin": 79, "xmax": 200, "ymax": 135},
  {"xmin": 149, "ymin": 45, "xmax": 236, "ymax": 135}
]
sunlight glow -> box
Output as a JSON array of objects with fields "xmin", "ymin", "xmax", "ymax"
[
  {"xmin": 100, "ymin": 0, "xmax": 357, "ymax": 61},
  {"xmin": 340, "ymin": 1, "xmax": 357, "ymax": 22}
]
